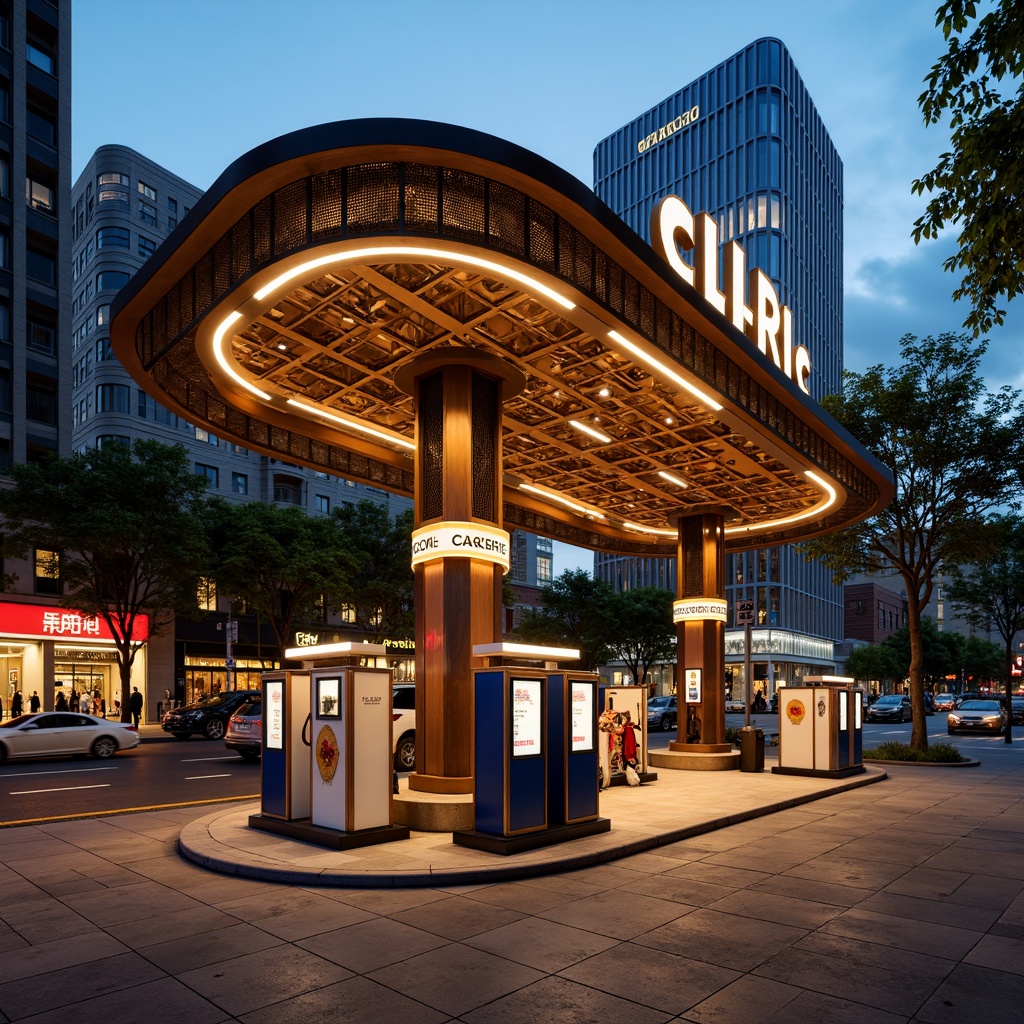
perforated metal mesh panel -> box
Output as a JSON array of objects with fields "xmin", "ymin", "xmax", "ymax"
[
  {"xmin": 419, "ymin": 372, "xmax": 443, "ymax": 521},
  {"xmin": 683, "ymin": 517, "xmax": 704, "ymax": 598},
  {"xmin": 471, "ymin": 373, "xmax": 498, "ymax": 522}
]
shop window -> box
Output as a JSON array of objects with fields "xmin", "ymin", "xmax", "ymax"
[{"xmin": 35, "ymin": 548, "xmax": 61, "ymax": 595}]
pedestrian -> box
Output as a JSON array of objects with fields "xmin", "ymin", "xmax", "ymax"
[
  {"xmin": 29, "ymin": 690, "xmax": 40, "ymax": 713},
  {"xmin": 70, "ymin": 689, "xmax": 79, "ymax": 712},
  {"xmin": 55, "ymin": 690, "xmax": 68, "ymax": 712},
  {"xmin": 80, "ymin": 690, "xmax": 92, "ymax": 715},
  {"xmin": 12, "ymin": 690, "xmax": 23, "ymax": 716},
  {"xmin": 0, "ymin": 692, "xmax": 4, "ymax": 720},
  {"xmin": 129, "ymin": 687, "xmax": 144, "ymax": 728},
  {"xmin": 99, "ymin": 694, "xmax": 106, "ymax": 718}
]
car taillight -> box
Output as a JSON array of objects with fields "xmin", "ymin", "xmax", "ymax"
[{"xmin": 125, "ymin": 725, "xmax": 138, "ymax": 733}]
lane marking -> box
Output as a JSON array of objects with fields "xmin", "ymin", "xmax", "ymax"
[
  {"xmin": 181, "ymin": 756, "xmax": 237, "ymax": 762},
  {"xmin": 184, "ymin": 774, "xmax": 233, "ymax": 780},
  {"xmin": 0, "ymin": 766, "xmax": 119, "ymax": 778},
  {"xmin": 0, "ymin": 793, "xmax": 260, "ymax": 828},
  {"xmin": 11, "ymin": 784, "xmax": 111, "ymax": 795}
]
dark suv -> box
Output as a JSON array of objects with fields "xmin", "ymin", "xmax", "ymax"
[{"xmin": 162, "ymin": 690, "xmax": 261, "ymax": 740}]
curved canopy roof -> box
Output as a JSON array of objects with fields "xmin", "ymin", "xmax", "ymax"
[{"xmin": 111, "ymin": 119, "xmax": 892, "ymax": 557}]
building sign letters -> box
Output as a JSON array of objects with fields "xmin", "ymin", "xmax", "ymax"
[
  {"xmin": 651, "ymin": 194, "xmax": 812, "ymax": 395},
  {"xmin": 411, "ymin": 522, "xmax": 511, "ymax": 573},
  {"xmin": 637, "ymin": 106, "xmax": 700, "ymax": 153},
  {"xmin": 0, "ymin": 601, "xmax": 149, "ymax": 643},
  {"xmin": 673, "ymin": 598, "xmax": 728, "ymax": 624}
]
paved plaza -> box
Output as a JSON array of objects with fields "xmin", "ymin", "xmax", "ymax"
[{"xmin": 1, "ymin": 756, "xmax": 1023, "ymax": 1023}]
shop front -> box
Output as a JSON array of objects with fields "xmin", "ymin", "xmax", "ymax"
[{"xmin": 0, "ymin": 600, "xmax": 149, "ymax": 718}]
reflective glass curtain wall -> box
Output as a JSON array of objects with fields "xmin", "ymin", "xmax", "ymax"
[{"xmin": 592, "ymin": 38, "xmax": 844, "ymax": 643}]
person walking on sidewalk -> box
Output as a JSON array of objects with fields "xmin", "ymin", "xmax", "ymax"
[
  {"xmin": 129, "ymin": 687, "xmax": 144, "ymax": 728},
  {"xmin": 29, "ymin": 690, "xmax": 40, "ymax": 713}
]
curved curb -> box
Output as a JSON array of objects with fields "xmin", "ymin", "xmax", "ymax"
[
  {"xmin": 863, "ymin": 757, "xmax": 980, "ymax": 768},
  {"xmin": 178, "ymin": 768, "xmax": 888, "ymax": 889}
]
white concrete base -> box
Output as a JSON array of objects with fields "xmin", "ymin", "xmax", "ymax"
[
  {"xmin": 393, "ymin": 789, "xmax": 474, "ymax": 832},
  {"xmin": 649, "ymin": 748, "xmax": 741, "ymax": 771}
]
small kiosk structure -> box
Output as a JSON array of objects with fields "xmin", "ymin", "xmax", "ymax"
[
  {"xmin": 773, "ymin": 675, "xmax": 864, "ymax": 778},
  {"xmin": 453, "ymin": 642, "xmax": 610, "ymax": 854},
  {"xmin": 598, "ymin": 685, "xmax": 656, "ymax": 786},
  {"xmin": 249, "ymin": 642, "xmax": 410, "ymax": 849}
]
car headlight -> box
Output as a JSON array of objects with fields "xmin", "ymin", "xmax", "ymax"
[{"xmin": 948, "ymin": 715, "xmax": 961, "ymax": 724}]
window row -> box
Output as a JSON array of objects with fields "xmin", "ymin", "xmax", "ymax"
[{"xmin": 75, "ymin": 176, "xmax": 185, "ymax": 241}]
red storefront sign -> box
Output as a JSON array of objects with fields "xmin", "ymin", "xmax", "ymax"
[{"xmin": 0, "ymin": 601, "xmax": 149, "ymax": 643}]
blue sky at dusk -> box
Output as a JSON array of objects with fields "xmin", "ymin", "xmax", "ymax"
[{"xmin": 72, "ymin": 1, "xmax": 1017, "ymax": 574}]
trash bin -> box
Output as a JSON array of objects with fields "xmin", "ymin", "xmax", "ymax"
[{"xmin": 739, "ymin": 726, "xmax": 764, "ymax": 772}]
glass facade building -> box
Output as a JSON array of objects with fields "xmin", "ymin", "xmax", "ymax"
[{"xmin": 592, "ymin": 38, "xmax": 844, "ymax": 687}]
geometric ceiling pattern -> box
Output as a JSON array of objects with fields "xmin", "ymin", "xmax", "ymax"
[{"xmin": 111, "ymin": 120, "xmax": 893, "ymax": 557}]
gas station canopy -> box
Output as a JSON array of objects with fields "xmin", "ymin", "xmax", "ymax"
[{"xmin": 111, "ymin": 119, "xmax": 892, "ymax": 556}]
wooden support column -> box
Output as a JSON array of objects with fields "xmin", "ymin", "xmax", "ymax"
[
  {"xmin": 395, "ymin": 351, "xmax": 525, "ymax": 795},
  {"xmin": 668, "ymin": 506, "xmax": 731, "ymax": 753}
]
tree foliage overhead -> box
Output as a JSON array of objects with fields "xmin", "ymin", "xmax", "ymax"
[
  {"xmin": 0, "ymin": 440, "xmax": 211, "ymax": 716},
  {"xmin": 605, "ymin": 587, "xmax": 676, "ymax": 687},
  {"xmin": 913, "ymin": 0, "xmax": 1024, "ymax": 334},
  {"xmin": 514, "ymin": 569, "xmax": 614, "ymax": 671},
  {"xmin": 205, "ymin": 498, "xmax": 358, "ymax": 660},
  {"xmin": 331, "ymin": 502, "xmax": 414, "ymax": 645},
  {"xmin": 802, "ymin": 333, "xmax": 1024, "ymax": 748}
]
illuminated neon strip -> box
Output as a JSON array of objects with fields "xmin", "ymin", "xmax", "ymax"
[
  {"xmin": 253, "ymin": 244, "xmax": 576, "ymax": 310},
  {"xmin": 286, "ymin": 398, "xmax": 415, "ymax": 451},
  {"xmin": 658, "ymin": 470, "xmax": 688, "ymax": 488},
  {"xmin": 570, "ymin": 420, "xmax": 611, "ymax": 443},
  {"xmin": 519, "ymin": 482, "xmax": 605, "ymax": 519},
  {"xmin": 213, "ymin": 311, "xmax": 270, "ymax": 400},
  {"xmin": 725, "ymin": 470, "xmax": 838, "ymax": 536},
  {"xmin": 608, "ymin": 329, "xmax": 723, "ymax": 411}
]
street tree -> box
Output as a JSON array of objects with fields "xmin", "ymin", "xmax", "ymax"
[
  {"xmin": 605, "ymin": 586, "xmax": 676, "ymax": 688},
  {"xmin": 0, "ymin": 440, "xmax": 210, "ymax": 720},
  {"xmin": 947, "ymin": 514, "xmax": 1024, "ymax": 742},
  {"xmin": 913, "ymin": 0, "xmax": 1024, "ymax": 334},
  {"xmin": 206, "ymin": 499, "xmax": 357, "ymax": 662},
  {"xmin": 844, "ymin": 644, "xmax": 903, "ymax": 693},
  {"xmin": 802, "ymin": 333, "xmax": 1024, "ymax": 749},
  {"xmin": 514, "ymin": 569, "xmax": 614, "ymax": 671},
  {"xmin": 331, "ymin": 501, "xmax": 414, "ymax": 645}
]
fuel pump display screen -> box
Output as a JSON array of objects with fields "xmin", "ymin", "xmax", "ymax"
[
  {"xmin": 571, "ymin": 681, "xmax": 594, "ymax": 752},
  {"xmin": 511, "ymin": 678, "xmax": 542, "ymax": 757},
  {"xmin": 317, "ymin": 677, "xmax": 341, "ymax": 718},
  {"xmin": 266, "ymin": 681, "xmax": 284, "ymax": 749}
]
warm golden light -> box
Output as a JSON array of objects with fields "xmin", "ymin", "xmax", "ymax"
[
  {"xmin": 286, "ymin": 398, "xmax": 415, "ymax": 451},
  {"xmin": 213, "ymin": 311, "xmax": 271, "ymax": 400},
  {"xmin": 519, "ymin": 482, "xmax": 606, "ymax": 520},
  {"xmin": 658, "ymin": 470, "xmax": 689, "ymax": 489},
  {"xmin": 607, "ymin": 330, "xmax": 723, "ymax": 411},
  {"xmin": 570, "ymin": 420, "xmax": 611, "ymax": 443}
]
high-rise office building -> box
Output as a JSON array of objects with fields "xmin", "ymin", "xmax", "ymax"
[
  {"xmin": 592, "ymin": 38, "xmax": 844, "ymax": 691},
  {"xmin": 0, "ymin": 1, "xmax": 80, "ymax": 717}
]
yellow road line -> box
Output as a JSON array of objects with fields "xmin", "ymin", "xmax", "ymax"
[{"xmin": 0, "ymin": 793, "xmax": 259, "ymax": 828}]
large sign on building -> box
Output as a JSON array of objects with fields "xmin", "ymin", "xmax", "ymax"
[{"xmin": 0, "ymin": 602, "xmax": 149, "ymax": 643}]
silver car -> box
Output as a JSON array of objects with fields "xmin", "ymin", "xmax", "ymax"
[
  {"xmin": 0, "ymin": 712, "xmax": 140, "ymax": 762},
  {"xmin": 947, "ymin": 699, "xmax": 1005, "ymax": 735}
]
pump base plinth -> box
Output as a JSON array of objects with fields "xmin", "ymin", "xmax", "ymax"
[
  {"xmin": 393, "ymin": 789, "xmax": 474, "ymax": 831},
  {"xmin": 247, "ymin": 815, "xmax": 410, "ymax": 849},
  {"xmin": 649, "ymin": 748, "xmax": 740, "ymax": 771}
]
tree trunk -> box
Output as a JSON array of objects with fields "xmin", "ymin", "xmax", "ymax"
[
  {"xmin": 1004, "ymin": 640, "xmax": 1014, "ymax": 745},
  {"xmin": 905, "ymin": 589, "xmax": 929, "ymax": 750}
]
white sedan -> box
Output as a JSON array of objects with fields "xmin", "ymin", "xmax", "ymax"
[
  {"xmin": 0, "ymin": 712, "xmax": 140, "ymax": 763},
  {"xmin": 725, "ymin": 698, "xmax": 746, "ymax": 713}
]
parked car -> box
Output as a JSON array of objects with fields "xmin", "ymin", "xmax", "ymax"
[
  {"xmin": 392, "ymin": 683, "xmax": 416, "ymax": 772},
  {"xmin": 224, "ymin": 697, "xmax": 262, "ymax": 761},
  {"xmin": 933, "ymin": 693, "xmax": 957, "ymax": 713},
  {"xmin": 947, "ymin": 699, "xmax": 1006, "ymax": 735},
  {"xmin": 724, "ymin": 697, "xmax": 745, "ymax": 714},
  {"xmin": 1011, "ymin": 697, "xmax": 1024, "ymax": 726},
  {"xmin": 954, "ymin": 692, "xmax": 981, "ymax": 708},
  {"xmin": 865, "ymin": 694, "xmax": 912, "ymax": 723},
  {"xmin": 0, "ymin": 712, "xmax": 139, "ymax": 763},
  {"xmin": 162, "ymin": 690, "xmax": 261, "ymax": 740},
  {"xmin": 647, "ymin": 695, "xmax": 678, "ymax": 730}
]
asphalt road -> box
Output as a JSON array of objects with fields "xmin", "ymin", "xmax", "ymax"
[
  {"xmin": 0, "ymin": 738, "xmax": 261, "ymax": 826},
  {"xmin": 3, "ymin": 713, "xmax": 1021, "ymax": 826}
]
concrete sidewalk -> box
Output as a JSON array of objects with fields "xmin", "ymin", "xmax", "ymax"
[{"xmin": 2, "ymin": 758, "xmax": 1023, "ymax": 1023}]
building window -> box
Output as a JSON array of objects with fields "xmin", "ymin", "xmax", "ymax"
[
  {"xmin": 0, "ymin": 153, "xmax": 7, "ymax": 197},
  {"xmin": 0, "ymin": 78, "xmax": 8, "ymax": 123},
  {"xmin": 197, "ymin": 577, "xmax": 217, "ymax": 611},
  {"xmin": 98, "ymin": 189, "xmax": 128, "ymax": 206},
  {"xmin": 35, "ymin": 549, "xmax": 62, "ymax": 596},
  {"xmin": 536, "ymin": 555, "xmax": 552, "ymax": 583},
  {"xmin": 231, "ymin": 472, "xmax": 248, "ymax": 495},
  {"xmin": 96, "ymin": 383, "xmax": 130, "ymax": 413},
  {"xmin": 138, "ymin": 181, "xmax": 156, "ymax": 201},
  {"xmin": 96, "ymin": 304, "xmax": 110, "ymax": 327},
  {"xmin": 98, "ymin": 172, "xmax": 129, "ymax": 187},
  {"xmin": 138, "ymin": 234, "xmax": 156, "ymax": 259},
  {"xmin": 194, "ymin": 427, "xmax": 218, "ymax": 446},
  {"xmin": 26, "ymin": 378, "xmax": 57, "ymax": 424},
  {"xmin": 0, "ymin": 299, "xmax": 7, "ymax": 344},
  {"xmin": 0, "ymin": 367, "xmax": 10, "ymax": 413},
  {"xmin": 273, "ymin": 475, "xmax": 303, "ymax": 505},
  {"xmin": 25, "ymin": 105, "xmax": 55, "ymax": 146},
  {"xmin": 97, "ymin": 226, "xmax": 130, "ymax": 249},
  {"xmin": 97, "ymin": 270, "xmax": 130, "ymax": 293},
  {"xmin": 26, "ymin": 318, "xmax": 55, "ymax": 355},
  {"xmin": 340, "ymin": 603, "xmax": 357, "ymax": 624},
  {"xmin": 195, "ymin": 463, "xmax": 219, "ymax": 487},
  {"xmin": 95, "ymin": 337, "xmax": 112, "ymax": 362},
  {"xmin": 96, "ymin": 435, "xmax": 130, "ymax": 449},
  {"xmin": 26, "ymin": 245, "xmax": 55, "ymax": 285},
  {"xmin": 315, "ymin": 494, "xmax": 329, "ymax": 514},
  {"xmin": 138, "ymin": 200, "xmax": 156, "ymax": 226},
  {"xmin": 26, "ymin": 175, "xmax": 54, "ymax": 212},
  {"xmin": 26, "ymin": 41, "xmax": 54, "ymax": 75}
]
